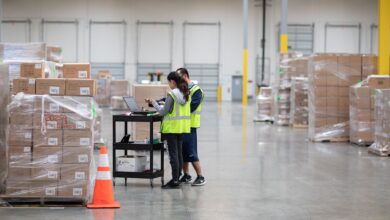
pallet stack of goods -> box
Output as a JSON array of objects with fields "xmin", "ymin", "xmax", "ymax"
[
  {"xmin": 111, "ymin": 80, "xmax": 129, "ymax": 110},
  {"xmin": 131, "ymin": 84, "xmax": 170, "ymax": 140},
  {"xmin": 274, "ymin": 52, "xmax": 308, "ymax": 126},
  {"xmin": 289, "ymin": 77, "xmax": 309, "ymax": 128},
  {"xmin": 308, "ymin": 54, "xmax": 376, "ymax": 142},
  {"xmin": 349, "ymin": 75, "xmax": 390, "ymax": 146},
  {"xmin": 255, "ymin": 87, "xmax": 273, "ymax": 122},
  {"xmin": 94, "ymin": 70, "xmax": 112, "ymax": 107},
  {"xmin": 368, "ymin": 89, "xmax": 390, "ymax": 156}
]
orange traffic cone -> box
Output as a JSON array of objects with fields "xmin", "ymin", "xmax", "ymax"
[{"xmin": 87, "ymin": 146, "xmax": 120, "ymax": 209}]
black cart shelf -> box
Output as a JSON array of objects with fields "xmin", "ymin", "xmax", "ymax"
[{"xmin": 112, "ymin": 114, "xmax": 164, "ymax": 187}]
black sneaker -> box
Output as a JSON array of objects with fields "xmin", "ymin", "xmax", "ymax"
[
  {"xmin": 179, "ymin": 174, "xmax": 192, "ymax": 184},
  {"xmin": 162, "ymin": 179, "xmax": 180, "ymax": 189},
  {"xmin": 192, "ymin": 176, "xmax": 206, "ymax": 186}
]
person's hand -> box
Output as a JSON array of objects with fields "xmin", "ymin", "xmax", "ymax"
[{"xmin": 158, "ymin": 101, "xmax": 165, "ymax": 105}]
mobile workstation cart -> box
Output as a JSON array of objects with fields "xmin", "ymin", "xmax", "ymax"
[{"xmin": 112, "ymin": 114, "xmax": 164, "ymax": 187}]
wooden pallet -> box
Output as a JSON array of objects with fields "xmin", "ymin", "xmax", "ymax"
[
  {"xmin": 368, "ymin": 147, "xmax": 390, "ymax": 157},
  {"xmin": 0, "ymin": 196, "xmax": 86, "ymax": 207},
  {"xmin": 311, "ymin": 137, "xmax": 349, "ymax": 143},
  {"xmin": 291, "ymin": 124, "xmax": 308, "ymax": 128},
  {"xmin": 350, "ymin": 141, "xmax": 373, "ymax": 147}
]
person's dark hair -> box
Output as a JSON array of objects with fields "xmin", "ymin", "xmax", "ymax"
[
  {"xmin": 167, "ymin": 71, "xmax": 189, "ymax": 101},
  {"xmin": 176, "ymin": 68, "xmax": 189, "ymax": 78}
]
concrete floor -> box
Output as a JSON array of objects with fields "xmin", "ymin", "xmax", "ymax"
[{"xmin": 1, "ymin": 101, "xmax": 390, "ymax": 219}]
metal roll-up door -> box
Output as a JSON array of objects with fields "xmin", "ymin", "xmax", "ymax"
[
  {"xmin": 41, "ymin": 19, "xmax": 79, "ymax": 62},
  {"xmin": 89, "ymin": 20, "xmax": 127, "ymax": 79},
  {"xmin": 1, "ymin": 19, "xmax": 32, "ymax": 42},
  {"xmin": 324, "ymin": 23, "xmax": 361, "ymax": 53},
  {"xmin": 183, "ymin": 21, "xmax": 221, "ymax": 101},
  {"xmin": 136, "ymin": 20, "xmax": 173, "ymax": 82}
]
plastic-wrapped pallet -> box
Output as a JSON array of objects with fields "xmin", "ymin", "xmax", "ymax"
[
  {"xmin": 111, "ymin": 80, "xmax": 129, "ymax": 110},
  {"xmin": 289, "ymin": 77, "xmax": 309, "ymax": 127},
  {"xmin": 94, "ymin": 71, "xmax": 112, "ymax": 107},
  {"xmin": 254, "ymin": 87, "xmax": 273, "ymax": 122},
  {"xmin": 308, "ymin": 53, "xmax": 370, "ymax": 142},
  {"xmin": 0, "ymin": 64, "xmax": 10, "ymax": 192},
  {"xmin": 368, "ymin": 89, "xmax": 390, "ymax": 156},
  {"xmin": 274, "ymin": 87, "xmax": 291, "ymax": 125},
  {"xmin": 1, "ymin": 94, "xmax": 95, "ymax": 204}
]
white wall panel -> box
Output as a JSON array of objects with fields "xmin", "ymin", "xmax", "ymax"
[
  {"xmin": 138, "ymin": 23, "xmax": 171, "ymax": 63},
  {"xmin": 184, "ymin": 24, "xmax": 219, "ymax": 64},
  {"xmin": 1, "ymin": 21, "xmax": 30, "ymax": 42},
  {"xmin": 325, "ymin": 25, "xmax": 360, "ymax": 53}
]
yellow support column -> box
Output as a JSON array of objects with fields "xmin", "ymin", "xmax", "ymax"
[
  {"xmin": 242, "ymin": 49, "xmax": 248, "ymax": 106},
  {"xmin": 280, "ymin": 34, "xmax": 288, "ymax": 54},
  {"xmin": 378, "ymin": 0, "xmax": 390, "ymax": 75}
]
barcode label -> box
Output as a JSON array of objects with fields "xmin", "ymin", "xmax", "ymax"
[
  {"xmin": 47, "ymin": 121, "xmax": 58, "ymax": 129},
  {"xmin": 48, "ymin": 171, "xmax": 58, "ymax": 179},
  {"xmin": 73, "ymin": 188, "xmax": 82, "ymax": 196},
  {"xmin": 76, "ymin": 121, "xmax": 86, "ymax": 129},
  {"xmin": 75, "ymin": 171, "xmax": 85, "ymax": 180},
  {"xmin": 49, "ymin": 103, "xmax": 60, "ymax": 112},
  {"xmin": 23, "ymin": 147, "xmax": 30, "ymax": 153},
  {"xmin": 28, "ymin": 79, "xmax": 35, "ymax": 85},
  {"xmin": 45, "ymin": 187, "xmax": 56, "ymax": 196},
  {"xmin": 78, "ymin": 71, "xmax": 88, "ymax": 78},
  {"xmin": 49, "ymin": 86, "xmax": 60, "ymax": 95},
  {"xmin": 80, "ymin": 87, "xmax": 90, "ymax": 95},
  {"xmin": 78, "ymin": 154, "xmax": 89, "ymax": 163},
  {"xmin": 48, "ymin": 138, "xmax": 58, "ymax": 146},
  {"xmin": 48, "ymin": 155, "xmax": 58, "ymax": 163},
  {"xmin": 80, "ymin": 138, "xmax": 90, "ymax": 146},
  {"xmin": 35, "ymin": 63, "xmax": 42, "ymax": 69},
  {"xmin": 24, "ymin": 132, "xmax": 32, "ymax": 139}
]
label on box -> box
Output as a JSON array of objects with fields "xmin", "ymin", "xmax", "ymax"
[
  {"xmin": 45, "ymin": 187, "xmax": 56, "ymax": 196},
  {"xmin": 78, "ymin": 71, "xmax": 87, "ymax": 78},
  {"xmin": 48, "ymin": 170, "xmax": 58, "ymax": 179},
  {"xmin": 78, "ymin": 154, "xmax": 89, "ymax": 163},
  {"xmin": 49, "ymin": 103, "xmax": 60, "ymax": 112},
  {"xmin": 49, "ymin": 86, "xmax": 60, "ymax": 95},
  {"xmin": 76, "ymin": 121, "xmax": 86, "ymax": 129},
  {"xmin": 47, "ymin": 121, "xmax": 58, "ymax": 129},
  {"xmin": 48, "ymin": 155, "xmax": 59, "ymax": 163},
  {"xmin": 28, "ymin": 79, "xmax": 35, "ymax": 85},
  {"xmin": 80, "ymin": 87, "xmax": 90, "ymax": 95},
  {"xmin": 48, "ymin": 138, "xmax": 58, "ymax": 146},
  {"xmin": 24, "ymin": 132, "xmax": 32, "ymax": 139},
  {"xmin": 23, "ymin": 147, "xmax": 31, "ymax": 153},
  {"xmin": 75, "ymin": 171, "xmax": 86, "ymax": 180},
  {"xmin": 35, "ymin": 63, "xmax": 42, "ymax": 69},
  {"xmin": 73, "ymin": 188, "xmax": 83, "ymax": 196},
  {"xmin": 80, "ymin": 138, "xmax": 90, "ymax": 146}
]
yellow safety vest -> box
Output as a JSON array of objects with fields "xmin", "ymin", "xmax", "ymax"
[
  {"xmin": 161, "ymin": 91, "xmax": 191, "ymax": 134},
  {"xmin": 189, "ymin": 84, "xmax": 204, "ymax": 128}
]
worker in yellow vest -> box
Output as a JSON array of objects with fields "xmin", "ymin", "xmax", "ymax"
[
  {"xmin": 177, "ymin": 68, "xmax": 206, "ymax": 186},
  {"xmin": 146, "ymin": 71, "xmax": 191, "ymax": 189}
]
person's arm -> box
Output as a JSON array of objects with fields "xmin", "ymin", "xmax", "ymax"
[
  {"xmin": 190, "ymin": 90, "xmax": 203, "ymax": 113},
  {"xmin": 151, "ymin": 95, "xmax": 174, "ymax": 116}
]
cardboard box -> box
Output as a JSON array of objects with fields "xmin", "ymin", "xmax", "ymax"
[
  {"xmin": 63, "ymin": 130, "xmax": 92, "ymax": 147},
  {"xmin": 5, "ymin": 181, "xmax": 31, "ymax": 197},
  {"xmin": 31, "ymin": 164, "xmax": 60, "ymax": 181},
  {"xmin": 12, "ymin": 78, "xmax": 36, "ymax": 94},
  {"xmin": 34, "ymin": 96, "xmax": 65, "ymax": 113},
  {"xmin": 62, "ymin": 147, "xmax": 91, "ymax": 164},
  {"xmin": 7, "ymin": 166, "xmax": 31, "ymax": 180},
  {"xmin": 60, "ymin": 164, "xmax": 89, "ymax": 181},
  {"xmin": 62, "ymin": 113, "xmax": 93, "ymax": 130},
  {"xmin": 29, "ymin": 181, "xmax": 58, "ymax": 197},
  {"xmin": 36, "ymin": 79, "xmax": 66, "ymax": 96},
  {"xmin": 8, "ymin": 146, "xmax": 32, "ymax": 164},
  {"xmin": 20, "ymin": 62, "xmax": 45, "ymax": 78},
  {"xmin": 9, "ymin": 113, "xmax": 33, "ymax": 127},
  {"xmin": 8, "ymin": 128, "xmax": 32, "ymax": 146},
  {"xmin": 33, "ymin": 113, "xmax": 64, "ymax": 129},
  {"xmin": 58, "ymin": 180, "xmax": 88, "ymax": 198},
  {"xmin": 116, "ymin": 155, "xmax": 147, "ymax": 172},
  {"xmin": 65, "ymin": 79, "xmax": 96, "ymax": 96},
  {"xmin": 63, "ymin": 63, "xmax": 91, "ymax": 79},
  {"xmin": 367, "ymin": 75, "xmax": 390, "ymax": 89},
  {"xmin": 110, "ymin": 80, "xmax": 129, "ymax": 96},
  {"xmin": 33, "ymin": 147, "xmax": 62, "ymax": 164},
  {"xmin": 97, "ymin": 70, "xmax": 112, "ymax": 79},
  {"xmin": 33, "ymin": 129, "xmax": 63, "ymax": 147}
]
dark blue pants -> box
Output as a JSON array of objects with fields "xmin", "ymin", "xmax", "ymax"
[{"xmin": 182, "ymin": 128, "xmax": 199, "ymax": 162}]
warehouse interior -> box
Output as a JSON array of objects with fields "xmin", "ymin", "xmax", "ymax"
[{"xmin": 0, "ymin": 0, "xmax": 389, "ymax": 219}]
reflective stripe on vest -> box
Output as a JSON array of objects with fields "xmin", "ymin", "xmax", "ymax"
[
  {"xmin": 161, "ymin": 92, "xmax": 191, "ymax": 134},
  {"xmin": 190, "ymin": 84, "xmax": 203, "ymax": 128}
]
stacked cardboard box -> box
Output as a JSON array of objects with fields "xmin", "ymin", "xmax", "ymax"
[
  {"xmin": 255, "ymin": 87, "xmax": 273, "ymax": 122},
  {"xmin": 368, "ymin": 89, "xmax": 390, "ymax": 156},
  {"xmin": 94, "ymin": 70, "xmax": 112, "ymax": 107},
  {"xmin": 290, "ymin": 77, "xmax": 309, "ymax": 127},
  {"xmin": 308, "ymin": 54, "xmax": 377, "ymax": 142},
  {"xmin": 4, "ymin": 94, "xmax": 94, "ymax": 201},
  {"xmin": 131, "ymin": 84, "xmax": 170, "ymax": 140},
  {"xmin": 274, "ymin": 52, "xmax": 308, "ymax": 125},
  {"xmin": 111, "ymin": 80, "xmax": 129, "ymax": 110}
]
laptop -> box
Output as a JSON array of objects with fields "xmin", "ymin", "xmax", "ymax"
[{"xmin": 123, "ymin": 96, "xmax": 157, "ymax": 115}]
